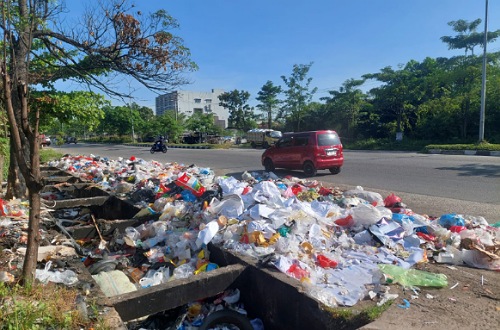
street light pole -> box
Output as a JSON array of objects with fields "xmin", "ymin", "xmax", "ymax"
[{"xmin": 479, "ymin": 0, "xmax": 488, "ymax": 142}]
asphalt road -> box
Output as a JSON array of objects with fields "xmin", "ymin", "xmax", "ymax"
[{"xmin": 53, "ymin": 144, "xmax": 500, "ymax": 222}]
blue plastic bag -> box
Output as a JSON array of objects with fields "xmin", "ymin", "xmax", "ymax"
[{"xmin": 438, "ymin": 213, "xmax": 465, "ymax": 228}]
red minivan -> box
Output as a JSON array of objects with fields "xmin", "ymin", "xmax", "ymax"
[{"xmin": 261, "ymin": 130, "xmax": 343, "ymax": 176}]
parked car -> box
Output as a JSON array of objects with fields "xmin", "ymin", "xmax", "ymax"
[
  {"xmin": 261, "ymin": 130, "xmax": 344, "ymax": 177},
  {"xmin": 65, "ymin": 136, "xmax": 77, "ymax": 144},
  {"xmin": 40, "ymin": 135, "xmax": 51, "ymax": 147}
]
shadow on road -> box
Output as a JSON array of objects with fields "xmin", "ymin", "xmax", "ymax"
[{"xmin": 435, "ymin": 163, "xmax": 500, "ymax": 178}]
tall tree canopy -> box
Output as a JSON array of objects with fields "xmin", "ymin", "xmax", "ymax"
[
  {"xmin": 218, "ymin": 90, "xmax": 256, "ymax": 131},
  {"xmin": 0, "ymin": 0, "xmax": 196, "ymax": 284},
  {"xmin": 280, "ymin": 62, "xmax": 317, "ymax": 131},
  {"xmin": 256, "ymin": 80, "xmax": 281, "ymax": 129},
  {"xmin": 441, "ymin": 19, "xmax": 500, "ymax": 56}
]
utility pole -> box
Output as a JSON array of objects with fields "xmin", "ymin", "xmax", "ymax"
[{"xmin": 479, "ymin": 0, "xmax": 488, "ymax": 142}]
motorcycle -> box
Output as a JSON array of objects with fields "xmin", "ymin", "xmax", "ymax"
[{"xmin": 150, "ymin": 141, "xmax": 167, "ymax": 154}]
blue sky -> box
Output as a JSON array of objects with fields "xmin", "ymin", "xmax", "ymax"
[{"xmin": 66, "ymin": 0, "xmax": 500, "ymax": 111}]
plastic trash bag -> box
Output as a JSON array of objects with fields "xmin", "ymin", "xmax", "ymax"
[
  {"xmin": 344, "ymin": 186, "xmax": 384, "ymax": 206},
  {"xmin": 92, "ymin": 270, "xmax": 137, "ymax": 297},
  {"xmin": 378, "ymin": 264, "xmax": 448, "ymax": 288},
  {"xmin": 438, "ymin": 213, "xmax": 465, "ymax": 228},
  {"xmin": 172, "ymin": 263, "xmax": 196, "ymax": 280},
  {"xmin": 35, "ymin": 261, "xmax": 78, "ymax": 286},
  {"xmin": 384, "ymin": 193, "xmax": 402, "ymax": 207},
  {"xmin": 351, "ymin": 204, "xmax": 385, "ymax": 230}
]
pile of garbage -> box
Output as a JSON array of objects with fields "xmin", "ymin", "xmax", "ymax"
[{"xmin": 1, "ymin": 154, "xmax": 499, "ymax": 315}]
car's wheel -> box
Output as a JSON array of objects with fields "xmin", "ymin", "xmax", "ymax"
[
  {"xmin": 329, "ymin": 167, "xmax": 341, "ymax": 174},
  {"xmin": 263, "ymin": 158, "xmax": 275, "ymax": 172},
  {"xmin": 150, "ymin": 147, "xmax": 155, "ymax": 154},
  {"xmin": 263, "ymin": 141, "xmax": 269, "ymax": 149},
  {"xmin": 251, "ymin": 142, "xmax": 256, "ymax": 148},
  {"xmin": 199, "ymin": 310, "xmax": 253, "ymax": 330},
  {"xmin": 303, "ymin": 161, "xmax": 317, "ymax": 177}
]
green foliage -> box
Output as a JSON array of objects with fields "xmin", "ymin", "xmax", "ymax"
[
  {"xmin": 218, "ymin": 90, "xmax": 257, "ymax": 131},
  {"xmin": 320, "ymin": 78, "xmax": 368, "ymax": 138},
  {"xmin": 34, "ymin": 91, "xmax": 108, "ymax": 132},
  {"xmin": 256, "ymin": 80, "xmax": 282, "ymax": 129},
  {"xmin": 424, "ymin": 142, "xmax": 500, "ymax": 151},
  {"xmin": 280, "ymin": 62, "xmax": 318, "ymax": 131},
  {"xmin": 345, "ymin": 138, "xmax": 432, "ymax": 151},
  {"xmin": 323, "ymin": 301, "xmax": 392, "ymax": 328},
  {"xmin": 0, "ymin": 282, "xmax": 105, "ymax": 329},
  {"xmin": 153, "ymin": 112, "xmax": 186, "ymax": 143},
  {"xmin": 185, "ymin": 112, "xmax": 223, "ymax": 135},
  {"xmin": 441, "ymin": 19, "xmax": 500, "ymax": 56},
  {"xmin": 40, "ymin": 149, "xmax": 65, "ymax": 164}
]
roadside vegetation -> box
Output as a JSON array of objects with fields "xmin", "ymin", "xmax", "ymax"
[{"xmin": 0, "ymin": 282, "xmax": 108, "ymax": 329}]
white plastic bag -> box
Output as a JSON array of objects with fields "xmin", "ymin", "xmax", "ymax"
[{"xmin": 35, "ymin": 261, "xmax": 78, "ymax": 286}]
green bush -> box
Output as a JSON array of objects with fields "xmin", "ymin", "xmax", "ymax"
[
  {"xmin": 424, "ymin": 142, "xmax": 500, "ymax": 151},
  {"xmin": 344, "ymin": 138, "xmax": 430, "ymax": 151}
]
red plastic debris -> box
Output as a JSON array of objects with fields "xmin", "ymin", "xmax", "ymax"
[
  {"xmin": 384, "ymin": 193, "xmax": 402, "ymax": 207},
  {"xmin": 316, "ymin": 255, "xmax": 338, "ymax": 269}
]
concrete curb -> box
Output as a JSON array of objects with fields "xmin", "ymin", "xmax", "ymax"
[{"xmin": 427, "ymin": 149, "xmax": 500, "ymax": 156}]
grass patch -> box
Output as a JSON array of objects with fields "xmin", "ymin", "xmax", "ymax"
[
  {"xmin": 0, "ymin": 282, "xmax": 108, "ymax": 329},
  {"xmin": 323, "ymin": 301, "xmax": 393, "ymax": 328},
  {"xmin": 40, "ymin": 148, "xmax": 65, "ymax": 163}
]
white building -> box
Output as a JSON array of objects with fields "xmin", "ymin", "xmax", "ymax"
[{"xmin": 155, "ymin": 89, "xmax": 229, "ymax": 128}]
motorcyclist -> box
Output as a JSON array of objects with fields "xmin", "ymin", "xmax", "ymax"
[{"xmin": 155, "ymin": 135, "xmax": 164, "ymax": 147}]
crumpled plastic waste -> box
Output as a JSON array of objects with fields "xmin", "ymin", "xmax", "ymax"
[
  {"xmin": 35, "ymin": 260, "xmax": 78, "ymax": 286},
  {"xmin": 378, "ymin": 264, "xmax": 448, "ymax": 288}
]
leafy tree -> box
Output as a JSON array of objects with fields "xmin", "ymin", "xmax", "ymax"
[
  {"xmin": 35, "ymin": 91, "xmax": 108, "ymax": 138},
  {"xmin": 280, "ymin": 63, "xmax": 317, "ymax": 131},
  {"xmin": 256, "ymin": 80, "xmax": 281, "ymax": 129},
  {"xmin": 157, "ymin": 112, "xmax": 185, "ymax": 142},
  {"xmin": 364, "ymin": 66, "xmax": 412, "ymax": 138},
  {"xmin": 321, "ymin": 78, "xmax": 367, "ymax": 138},
  {"xmin": 0, "ymin": 0, "xmax": 196, "ymax": 285},
  {"xmin": 98, "ymin": 105, "xmax": 139, "ymax": 137},
  {"xmin": 441, "ymin": 19, "xmax": 500, "ymax": 56},
  {"xmin": 218, "ymin": 90, "xmax": 256, "ymax": 131},
  {"xmin": 440, "ymin": 19, "xmax": 500, "ymax": 140},
  {"xmin": 295, "ymin": 102, "xmax": 326, "ymax": 131},
  {"xmin": 186, "ymin": 112, "xmax": 222, "ymax": 135}
]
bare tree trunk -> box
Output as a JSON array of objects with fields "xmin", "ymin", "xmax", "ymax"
[
  {"xmin": 21, "ymin": 188, "xmax": 42, "ymax": 285},
  {"xmin": 5, "ymin": 140, "xmax": 27, "ymax": 199}
]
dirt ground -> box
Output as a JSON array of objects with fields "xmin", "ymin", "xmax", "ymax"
[{"xmin": 361, "ymin": 262, "xmax": 500, "ymax": 330}]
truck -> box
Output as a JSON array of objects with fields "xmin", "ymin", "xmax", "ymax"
[{"xmin": 246, "ymin": 129, "xmax": 282, "ymax": 148}]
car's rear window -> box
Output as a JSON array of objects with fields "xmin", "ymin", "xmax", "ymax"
[{"xmin": 317, "ymin": 133, "xmax": 340, "ymax": 146}]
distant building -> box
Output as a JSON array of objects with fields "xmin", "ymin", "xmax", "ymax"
[{"xmin": 155, "ymin": 89, "xmax": 229, "ymax": 128}]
